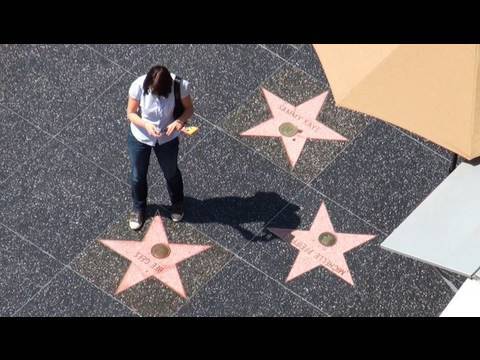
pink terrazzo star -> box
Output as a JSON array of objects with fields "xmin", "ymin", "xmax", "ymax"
[
  {"xmin": 99, "ymin": 216, "xmax": 211, "ymax": 298},
  {"xmin": 268, "ymin": 203, "xmax": 376, "ymax": 285},
  {"xmin": 241, "ymin": 88, "xmax": 347, "ymax": 168}
]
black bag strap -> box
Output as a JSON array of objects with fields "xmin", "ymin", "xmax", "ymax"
[
  {"xmin": 173, "ymin": 75, "xmax": 185, "ymax": 120},
  {"xmin": 174, "ymin": 76, "xmax": 182, "ymax": 103}
]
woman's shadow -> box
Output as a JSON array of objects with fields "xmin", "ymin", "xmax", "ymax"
[{"xmin": 147, "ymin": 192, "xmax": 301, "ymax": 242}]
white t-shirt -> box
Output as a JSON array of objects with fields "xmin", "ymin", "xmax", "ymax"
[{"xmin": 128, "ymin": 73, "xmax": 191, "ymax": 146}]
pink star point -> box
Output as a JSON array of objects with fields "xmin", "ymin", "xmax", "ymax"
[
  {"xmin": 99, "ymin": 215, "xmax": 211, "ymax": 298},
  {"xmin": 268, "ymin": 202, "xmax": 376, "ymax": 286},
  {"xmin": 241, "ymin": 88, "xmax": 348, "ymax": 168}
]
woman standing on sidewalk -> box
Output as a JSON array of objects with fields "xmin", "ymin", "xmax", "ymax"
[{"xmin": 126, "ymin": 65, "xmax": 193, "ymax": 230}]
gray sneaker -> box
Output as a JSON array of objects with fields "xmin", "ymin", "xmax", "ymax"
[
  {"xmin": 129, "ymin": 210, "xmax": 145, "ymax": 230},
  {"xmin": 171, "ymin": 202, "xmax": 184, "ymax": 222}
]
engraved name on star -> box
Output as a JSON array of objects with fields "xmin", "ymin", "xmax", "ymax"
[
  {"xmin": 99, "ymin": 216, "xmax": 211, "ymax": 298},
  {"xmin": 268, "ymin": 202, "xmax": 376, "ymax": 285},
  {"xmin": 241, "ymin": 88, "xmax": 347, "ymax": 168}
]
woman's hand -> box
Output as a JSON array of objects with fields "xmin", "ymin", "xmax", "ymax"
[
  {"xmin": 144, "ymin": 122, "xmax": 161, "ymax": 138},
  {"xmin": 165, "ymin": 120, "xmax": 186, "ymax": 136},
  {"xmin": 127, "ymin": 98, "xmax": 161, "ymax": 138}
]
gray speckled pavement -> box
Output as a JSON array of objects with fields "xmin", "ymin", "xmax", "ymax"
[{"xmin": 0, "ymin": 44, "xmax": 460, "ymax": 317}]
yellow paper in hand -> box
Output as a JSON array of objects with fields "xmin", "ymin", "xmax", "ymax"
[{"xmin": 182, "ymin": 126, "xmax": 199, "ymax": 136}]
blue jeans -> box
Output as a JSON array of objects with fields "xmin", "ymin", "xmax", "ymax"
[{"xmin": 127, "ymin": 130, "xmax": 184, "ymax": 212}]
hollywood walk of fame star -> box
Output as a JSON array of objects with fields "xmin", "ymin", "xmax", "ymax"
[
  {"xmin": 99, "ymin": 216, "xmax": 211, "ymax": 298},
  {"xmin": 268, "ymin": 202, "xmax": 376, "ymax": 285},
  {"xmin": 241, "ymin": 88, "xmax": 348, "ymax": 168}
]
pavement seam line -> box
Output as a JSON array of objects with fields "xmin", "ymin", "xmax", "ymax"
[
  {"xmin": 172, "ymin": 255, "xmax": 239, "ymax": 317},
  {"xmin": 0, "ymin": 223, "xmax": 67, "ymax": 266},
  {"xmin": 390, "ymin": 126, "xmax": 451, "ymax": 163},
  {"xmin": 435, "ymin": 271, "xmax": 459, "ymax": 294},
  {"xmin": 305, "ymin": 120, "xmax": 374, "ymax": 186},
  {"xmin": 53, "ymin": 136, "xmax": 130, "ymax": 187},
  {"xmin": 67, "ymin": 266, "xmax": 142, "ymax": 317},
  {"xmin": 10, "ymin": 267, "xmax": 69, "ymax": 317},
  {"xmin": 257, "ymin": 44, "xmax": 302, "ymax": 64},
  {"xmin": 151, "ymin": 124, "xmax": 217, "ymax": 188},
  {"xmin": 289, "ymin": 44, "xmax": 303, "ymax": 50},
  {"xmin": 236, "ymin": 256, "xmax": 330, "ymax": 317},
  {"xmin": 84, "ymin": 44, "xmax": 136, "ymax": 75}
]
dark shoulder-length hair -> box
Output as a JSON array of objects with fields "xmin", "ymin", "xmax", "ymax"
[{"xmin": 143, "ymin": 65, "xmax": 173, "ymax": 98}]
